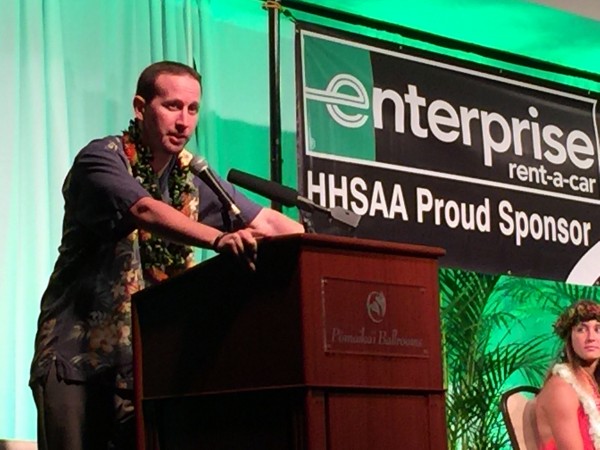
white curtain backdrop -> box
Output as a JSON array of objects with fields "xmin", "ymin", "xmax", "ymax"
[
  {"xmin": 0, "ymin": 0, "xmax": 293, "ymax": 439},
  {"xmin": 0, "ymin": 0, "xmax": 205, "ymax": 439}
]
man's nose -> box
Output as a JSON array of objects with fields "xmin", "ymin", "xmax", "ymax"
[{"xmin": 176, "ymin": 111, "xmax": 194, "ymax": 129}]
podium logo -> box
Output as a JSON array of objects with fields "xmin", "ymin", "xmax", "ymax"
[
  {"xmin": 305, "ymin": 73, "xmax": 370, "ymax": 128},
  {"xmin": 366, "ymin": 291, "xmax": 386, "ymax": 323}
]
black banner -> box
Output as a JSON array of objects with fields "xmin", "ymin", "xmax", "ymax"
[{"xmin": 296, "ymin": 23, "xmax": 600, "ymax": 283}]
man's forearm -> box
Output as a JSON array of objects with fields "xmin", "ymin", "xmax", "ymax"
[
  {"xmin": 248, "ymin": 208, "xmax": 305, "ymax": 236},
  {"xmin": 129, "ymin": 196, "xmax": 221, "ymax": 248}
]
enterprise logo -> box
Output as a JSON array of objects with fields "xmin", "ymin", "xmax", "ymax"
[
  {"xmin": 304, "ymin": 73, "xmax": 369, "ymax": 128},
  {"xmin": 304, "ymin": 73, "xmax": 598, "ymax": 174}
]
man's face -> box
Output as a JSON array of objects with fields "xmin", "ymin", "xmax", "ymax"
[{"xmin": 135, "ymin": 73, "xmax": 201, "ymax": 159}]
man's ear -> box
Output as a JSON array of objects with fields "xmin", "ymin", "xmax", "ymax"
[{"xmin": 133, "ymin": 95, "xmax": 146, "ymax": 120}]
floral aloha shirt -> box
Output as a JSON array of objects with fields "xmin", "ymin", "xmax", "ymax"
[{"xmin": 30, "ymin": 136, "xmax": 260, "ymax": 390}]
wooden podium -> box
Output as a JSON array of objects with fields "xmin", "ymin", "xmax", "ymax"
[{"xmin": 132, "ymin": 234, "xmax": 447, "ymax": 450}]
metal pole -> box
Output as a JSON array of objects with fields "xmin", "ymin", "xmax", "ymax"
[{"xmin": 268, "ymin": 1, "xmax": 283, "ymax": 211}]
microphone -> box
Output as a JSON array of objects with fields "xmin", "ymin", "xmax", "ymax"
[
  {"xmin": 189, "ymin": 156, "xmax": 246, "ymax": 225},
  {"xmin": 227, "ymin": 169, "xmax": 320, "ymax": 211},
  {"xmin": 227, "ymin": 168, "xmax": 361, "ymax": 229}
]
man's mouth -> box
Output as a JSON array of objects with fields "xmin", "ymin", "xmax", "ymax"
[{"xmin": 168, "ymin": 134, "xmax": 187, "ymax": 143}]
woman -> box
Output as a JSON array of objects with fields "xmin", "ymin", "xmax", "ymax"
[{"xmin": 536, "ymin": 299, "xmax": 600, "ymax": 450}]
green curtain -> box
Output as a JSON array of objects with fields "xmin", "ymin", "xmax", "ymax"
[{"xmin": 1, "ymin": 0, "xmax": 599, "ymax": 442}]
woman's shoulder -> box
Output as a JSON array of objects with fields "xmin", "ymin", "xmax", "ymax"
[
  {"xmin": 537, "ymin": 372, "xmax": 580, "ymax": 412},
  {"xmin": 543, "ymin": 373, "xmax": 578, "ymax": 392}
]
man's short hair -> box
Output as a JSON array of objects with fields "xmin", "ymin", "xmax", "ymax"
[{"xmin": 136, "ymin": 61, "xmax": 202, "ymax": 101}]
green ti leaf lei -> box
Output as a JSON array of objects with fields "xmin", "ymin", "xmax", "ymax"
[{"xmin": 122, "ymin": 120, "xmax": 193, "ymax": 281}]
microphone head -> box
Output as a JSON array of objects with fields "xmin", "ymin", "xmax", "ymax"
[
  {"xmin": 227, "ymin": 169, "xmax": 299, "ymax": 207},
  {"xmin": 189, "ymin": 156, "xmax": 208, "ymax": 173}
]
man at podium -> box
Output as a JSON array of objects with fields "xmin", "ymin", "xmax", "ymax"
[{"xmin": 29, "ymin": 60, "xmax": 303, "ymax": 450}]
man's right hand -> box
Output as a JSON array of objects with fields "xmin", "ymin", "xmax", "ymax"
[{"xmin": 212, "ymin": 229, "xmax": 258, "ymax": 271}]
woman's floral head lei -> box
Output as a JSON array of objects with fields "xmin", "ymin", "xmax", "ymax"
[{"xmin": 554, "ymin": 300, "xmax": 600, "ymax": 340}]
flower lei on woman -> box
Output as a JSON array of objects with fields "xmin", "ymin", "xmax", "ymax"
[
  {"xmin": 553, "ymin": 363, "xmax": 600, "ymax": 449},
  {"xmin": 122, "ymin": 120, "xmax": 194, "ymax": 283}
]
